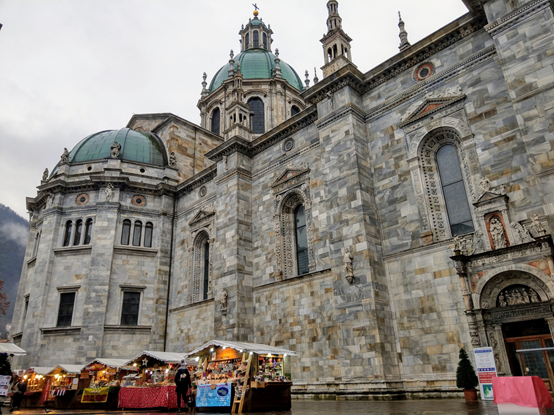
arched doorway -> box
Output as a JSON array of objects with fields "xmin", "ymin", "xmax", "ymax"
[{"xmin": 480, "ymin": 270, "xmax": 554, "ymax": 389}]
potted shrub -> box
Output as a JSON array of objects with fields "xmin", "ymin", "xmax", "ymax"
[{"xmin": 456, "ymin": 347, "xmax": 479, "ymax": 401}]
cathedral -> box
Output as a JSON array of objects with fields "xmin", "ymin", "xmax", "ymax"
[{"xmin": 11, "ymin": 0, "xmax": 554, "ymax": 398}]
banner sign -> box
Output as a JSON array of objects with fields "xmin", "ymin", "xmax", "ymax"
[
  {"xmin": 196, "ymin": 382, "xmax": 232, "ymax": 407},
  {"xmin": 473, "ymin": 347, "xmax": 497, "ymax": 400},
  {"xmin": 81, "ymin": 387, "xmax": 110, "ymax": 403},
  {"xmin": 0, "ymin": 376, "xmax": 11, "ymax": 396},
  {"xmin": 41, "ymin": 377, "xmax": 52, "ymax": 404}
]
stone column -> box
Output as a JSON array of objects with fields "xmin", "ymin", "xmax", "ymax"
[{"xmin": 488, "ymin": 324, "xmax": 511, "ymax": 376}]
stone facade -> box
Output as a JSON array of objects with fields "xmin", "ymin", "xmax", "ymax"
[{"xmin": 11, "ymin": 0, "xmax": 554, "ymax": 399}]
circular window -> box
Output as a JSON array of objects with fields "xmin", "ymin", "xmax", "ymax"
[
  {"xmin": 76, "ymin": 194, "xmax": 89, "ymax": 205},
  {"xmin": 86, "ymin": 165, "xmax": 93, "ymax": 172},
  {"xmin": 132, "ymin": 195, "xmax": 146, "ymax": 207},
  {"xmin": 199, "ymin": 186, "xmax": 207, "ymax": 198},
  {"xmin": 140, "ymin": 168, "xmax": 146, "ymax": 174},
  {"xmin": 414, "ymin": 62, "xmax": 434, "ymax": 82},
  {"xmin": 283, "ymin": 138, "xmax": 294, "ymax": 152}
]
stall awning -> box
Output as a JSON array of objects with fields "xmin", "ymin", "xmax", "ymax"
[
  {"xmin": 83, "ymin": 358, "xmax": 130, "ymax": 369},
  {"xmin": 124, "ymin": 351, "xmax": 193, "ymax": 365},
  {"xmin": 0, "ymin": 343, "xmax": 26, "ymax": 356},
  {"xmin": 184, "ymin": 340, "xmax": 297, "ymax": 357},
  {"xmin": 52, "ymin": 364, "xmax": 85, "ymax": 375},
  {"xmin": 29, "ymin": 367, "xmax": 56, "ymax": 376}
]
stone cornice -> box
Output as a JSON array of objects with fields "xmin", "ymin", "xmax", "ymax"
[
  {"xmin": 205, "ymin": 136, "xmax": 251, "ymax": 162},
  {"xmin": 302, "ymin": 66, "xmax": 366, "ymax": 105},
  {"xmin": 315, "ymin": 103, "xmax": 365, "ymax": 130},
  {"xmin": 113, "ymin": 245, "xmax": 159, "ymax": 257},
  {"xmin": 103, "ymin": 325, "xmax": 152, "ymax": 333},
  {"xmin": 175, "ymin": 164, "xmax": 217, "ymax": 196},
  {"xmin": 53, "ymin": 246, "xmax": 92, "ymax": 256},
  {"xmin": 485, "ymin": 0, "xmax": 550, "ymax": 37},
  {"xmin": 169, "ymin": 298, "xmax": 214, "ymax": 314},
  {"xmin": 40, "ymin": 326, "xmax": 81, "ymax": 336}
]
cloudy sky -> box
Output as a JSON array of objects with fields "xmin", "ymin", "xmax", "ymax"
[{"xmin": 0, "ymin": 0, "xmax": 469, "ymax": 219}]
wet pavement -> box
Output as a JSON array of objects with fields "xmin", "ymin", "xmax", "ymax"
[{"xmin": 4, "ymin": 400, "xmax": 554, "ymax": 415}]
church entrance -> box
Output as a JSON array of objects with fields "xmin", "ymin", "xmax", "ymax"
[{"xmin": 503, "ymin": 319, "xmax": 554, "ymax": 390}]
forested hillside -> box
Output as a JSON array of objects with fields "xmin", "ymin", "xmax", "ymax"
[{"xmin": 0, "ymin": 204, "xmax": 28, "ymax": 337}]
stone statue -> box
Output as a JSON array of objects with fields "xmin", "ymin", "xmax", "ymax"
[
  {"xmin": 499, "ymin": 184, "xmax": 507, "ymax": 195},
  {"xmin": 207, "ymin": 280, "xmax": 213, "ymax": 297},
  {"xmin": 469, "ymin": 230, "xmax": 484, "ymax": 255},
  {"xmin": 326, "ymin": 91, "xmax": 334, "ymax": 110},
  {"xmin": 489, "ymin": 217, "xmax": 507, "ymax": 249},
  {"xmin": 530, "ymin": 290, "xmax": 540, "ymax": 303},
  {"xmin": 343, "ymin": 248, "xmax": 354, "ymax": 284},
  {"xmin": 221, "ymin": 288, "xmax": 228, "ymax": 316},
  {"xmin": 511, "ymin": 221, "xmax": 534, "ymax": 244},
  {"xmin": 452, "ymin": 235, "xmax": 463, "ymax": 253},
  {"xmin": 60, "ymin": 148, "xmax": 70, "ymax": 164},
  {"xmin": 478, "ymin": 176, "xmax": 491, "ymax": 194},
  {"xmin": 521, "ymin": 288, "xmax": 530, "ymax": 304},
  {"xmin": 105, "ymin": 182, "xmax": 114, "ymax": 202},
  {"xmin": 498, "ymin": 293, "xmax": 506, "ymax": 307},
  {"xmin": 532, "ymin": 214, "xmax": 546, "ymax": 236},
  {"xmin": 47, "ymin": 194, "xmax": 54, "ymax": 208},
  {"xmin": 169, "ymin": 152, "xmax": 177, "ymax": 167},
  {"xmin": 513, "ymin": 289, "xmax": 523, "ymax": 305},
  {"xmin": 110, "ymin": 142, "xmax": 121, "ymax": 158},
  {"xmin": 42, "ymin": 168, "xmax": 49, "ymax": 182}
]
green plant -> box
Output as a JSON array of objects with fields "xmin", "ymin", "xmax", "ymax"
[
  {"xmin": 456, "ymin": 348, "xmax": 478, "ymax": 389},
  {"xmin": 0, "ymin": 353, "xmax": 12, "ymax": 377}
]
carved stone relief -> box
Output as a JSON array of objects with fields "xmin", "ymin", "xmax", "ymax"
[
  {"xmin": 497, "ymin": 285, "xmax": 540, "ymax": 307},
  {"xmin": 479, "ymin": 271, "xmax": 551, "ymax": 310}
]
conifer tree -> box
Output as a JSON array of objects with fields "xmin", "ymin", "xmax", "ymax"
[{"xmin": 456, "ymin": 347, "xmax": 478, "ymax": 389}]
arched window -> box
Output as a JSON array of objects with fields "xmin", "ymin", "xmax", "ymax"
[
  {"xmin": 263, "ymin": 33, "xmax": 267, "ymax": 49},
  {"xmin": 63, "ymin": 221, "xmax": 72, "ymax": 247},
  {"xmin": 291, "ymin": 105, "xmax": 300, "ymax": 117},
  {"xmin": 203, "ymin": 241, "xmax": 210, "ymax": 300},
  {"xmin": 211, "ymin": 108, "xmax": 220, "ymax": 135},
  {"xmin": 417, "ymin": 128, "xmax": 476, "ymax": 241},
  {"xmin": 436, "ymin": 145, "xmax": 474, "ymax": 236},
  {"xmin": 245, "ymin": 33, "xmax": 250, "ymax": 49},
  {"xmin": 253, "ymin": 30, "xmax": 259, "ymax": 48},
  {"xmin": 144, "ymin": 222, "xmax": 153, "ymax": 248},
  {"xmin": 294, "ymin": 205, "xmax": 309, "ymax": 275},
  {"xmin": 132, "ymin": 221, "xmax": 142, "ymax": 246},
  {"xmin": 84, "ymin": 219, "xmax": 93, "ymax": 245},
  {"xmin": 121, "ymin": 220, "xmax": 131, "ymax": 245},
  {"xmin": 33, "ymin": 231, "xmax": 41, "ymax": 257},
  {"xmin": 73, "ymin": 219, "xmax": 83, "ymax": 246},
  {"xmin": 247, "ymin": 97, "xmax": 265, "ymax": 134}
]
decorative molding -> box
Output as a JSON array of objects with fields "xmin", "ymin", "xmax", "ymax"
[
  {"xmin": 188, "ymin": 206, "xmax": 216, "ymax": 229},
  {"xmin": 169, "ymin": 298, "xmax": 214, "ymax": 314},
  {"xmin": 113, "ymin": 246, "xmax": 159, "ymax": 257},
  {"xmin": 119, "ymin": 284, "xmax": 147, "ymax": 291},
  {"xmin": 253, "ymin": 268, "xmax": 332, "ymax": 292},
  {"xmin": 484, "ymin": 304, "xmax": 553, "ymax": 323},
  {"xmin": 315, "ymin": 103, "xmax": 365, "ymax": 130},
  {"xmin": 103, "ymin": 325, "xmax": 152, "ymax": 333},
  {"xmin": 176, "ymin": 164, "xmax": 217, "ymax": 196},
  {"xmin": 485, "ymin": 0, "xmax": 550, "ymax": 37},
  {"xmin": 53, "ymin": 246, "xmax": 92, "ymax": 256},
  {"xmin": 57, "ymin": 285, "xmax": 81, "ymax": 293},
  {"xmin": 40, "ymin": 326, "xmax": 81, "ymax": 336}
]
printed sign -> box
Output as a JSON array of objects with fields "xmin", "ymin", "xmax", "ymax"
[
  {"xmin": 474, "ymin": 347, "xmax": 497, "ymax": 400},
  {"xmin": 196, "ymin": 382, "xmax": 232, "ymax": 407},
  {"xmin": 81, "ymin": 387, "xmax": 110, "ymax": 403},
  {"xmin": 0, "ymin": 376, "xmax": 11, "ymax": 396}
]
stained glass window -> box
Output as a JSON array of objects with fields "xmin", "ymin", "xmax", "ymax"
[
  {"xmin": 436, "ymin": 145, "xmax": 474, "ymax": 235},
  {"xmin": 295, "ymin": 205, "xmax": 309, "ymax": 275},
  {"xmin": 247, "ymin": 97, "xmax": 265, "ymax": 134}
]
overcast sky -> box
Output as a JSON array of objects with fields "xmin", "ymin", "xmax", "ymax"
[{"xmin": 0, "ymin": 0, "xmax": 469, "ymax": 219}]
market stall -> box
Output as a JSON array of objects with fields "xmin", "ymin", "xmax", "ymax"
[
  {"xmin": 17, "ymin": 367, "xmax": 54, "ymax": 407},
  {"xmin": 43, "ymin": 364, "xmax": 84, "ymax": 409},
  {"xmin": 74, "ymin": 358, "xmax": 131, "ymax": 409},
  {"xmin": 118, "ymin": 351, "xmax": 196, "ymax": 409},
  {"xmin": 184, "ymin": 340, "xmax": 296, "ymax": 413}
]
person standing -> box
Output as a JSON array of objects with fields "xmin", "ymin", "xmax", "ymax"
[
  {"xmin": 175, "ymin": 360, "xmax": 191, "ymax": 413},
  {"xmin": 9, "ymin": 379, "xmax": 26, "ymax": 412}
]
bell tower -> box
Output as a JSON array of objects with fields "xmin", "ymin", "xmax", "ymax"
[{"xmin": 320, "ymin": 0, "xmax": 354, "ymax": 78}]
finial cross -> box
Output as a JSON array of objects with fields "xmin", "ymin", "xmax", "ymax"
[{"xmin": 252, "ymin": 3, "xmax": 259, "ymax": 11}]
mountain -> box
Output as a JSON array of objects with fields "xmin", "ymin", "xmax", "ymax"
[{"xmin": 0, "ymin": 204, "xmax": 29, "ymax": 337}]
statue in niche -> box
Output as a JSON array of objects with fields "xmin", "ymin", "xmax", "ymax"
[
  {"xmin": 343, "ymin": 248, "xmax": 354, "ymax": 284},
  {"xmin": 169, "ymin": 152, "xmax": 177, "ymax": 167},
  {"xmin": 521, "ymin": 288, "xmax": 530, "ymax": 304},
  {"xmin": 511, "ymin": 221, "xmax": 534, "ymax": 244},
  {"xmin": 489, "ymin": 217, "xmax": 507, "ymax": 249},
  {"xmin": 469, "ymin": 230, "xmax": 484, "ymax": 255},
  {"xmin": 530, "ymin": 290, "xmax": 540, "ymax": 303},
  {"xmin": 110, "ymin": 142, "xmax": 121, "ymax": 158},
  {"xmin": 105, "ymin": 182, "xmax": 114, "ymax": 202},
  {"xmin": 498, "ymin": 293, "xmax": 507, "ymax": 307},
  {"xmin": 42, "ymin": 168, "xmax": 49, "ymax": 182},
  {"xmin": 60, "ymin": 148, "xmax": 70, "ymax": 164},
  {"xmin": 221, "ymin": 288, "xmax": 228, "ymax": 316},
  {"xmin": 532, "ymin": 214, "xmax": 546, "ymax": 236},
  {"xmin": 478, "ymin": 177, "xmax": 491, "ymax": 194}
]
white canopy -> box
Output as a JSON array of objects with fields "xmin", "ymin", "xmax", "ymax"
[
  {"xmin": 29, "ymin": 367, "xmax": 55, "ymax": 376},
  {"xmin": 83, "ymin": 358, "xmax": 130, "ymax": 369},
  {"xmin": 185, "ymin": 340, "xmax": 297, "ymax": 357},
  {"xmin": 0, "ymin": 343, "xmax": 26, "ymax": 356},
  {"xmin": 125, "ymin": 351, "xmax": 196, "ymax": 365},
  {"xmin": 51, "ymin": 364, "xmax": 84, "ymax": 375}
]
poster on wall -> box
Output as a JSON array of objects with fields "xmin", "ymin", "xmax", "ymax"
[
  {"xmin": 196, "ymin": 382, "xmax": 232, "ymax": 407},
  {"xmin": 0, "ymin": 376, "xmax": 11, "ymax": 396},
  {"xmin": 473, "ymin": 347, "xmax": 497, "ymax": 400}
]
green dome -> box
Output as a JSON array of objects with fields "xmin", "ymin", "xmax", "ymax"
[
  {"xmin": 67, "ymin": 128, "xmax": 167, "ymax": 167},
  {"xmin": 209, "ymin": 49, "xmax": 303, "ymax": 93}
]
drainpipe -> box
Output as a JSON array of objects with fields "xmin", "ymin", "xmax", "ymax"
[{"xmin": 163, "ymin": 193, "xmax": 177, "ymax": 351}]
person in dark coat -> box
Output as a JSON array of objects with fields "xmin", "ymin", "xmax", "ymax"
[
  {"xmin": 174, "ymin": 360, "xmax": 191, "ymax": 413},
  {"xmin": 9, "ymin": 379, "xmax": 26, "ymax": 412}
]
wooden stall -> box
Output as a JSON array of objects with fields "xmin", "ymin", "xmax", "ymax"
[
  {"xmin": 185, "ymin": 340, "xmax": 296, "ymax": 413},
  {"xmin": 44, "ymin": 364, "xmax": 84, "ymax": 409}
]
